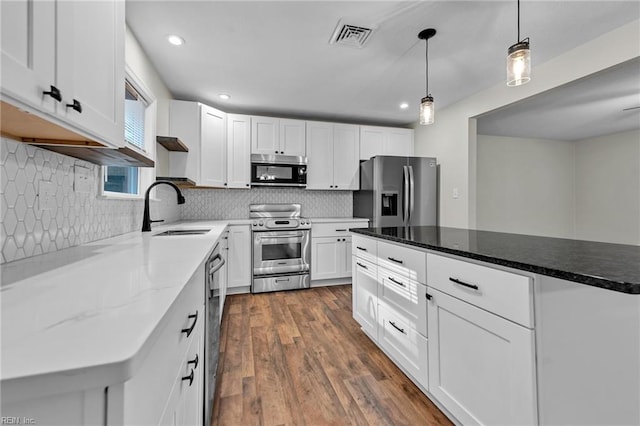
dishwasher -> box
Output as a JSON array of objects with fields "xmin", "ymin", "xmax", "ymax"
[{"xmin": 204, "ymin": 240, "xmax": 225, "ymax": 425}]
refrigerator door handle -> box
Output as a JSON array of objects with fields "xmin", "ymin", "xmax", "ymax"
[
  {"xmin": 408, "ymin": 165, "xmax": 415, "ymax": 224},
  {"xmin": 402, "ymin": 165, "xmax": 410, "ymax": 225}
]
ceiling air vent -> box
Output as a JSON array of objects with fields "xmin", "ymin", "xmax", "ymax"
[{"xmin": 329, "ymin": 20, "xmax": 374, "ymax": 48}]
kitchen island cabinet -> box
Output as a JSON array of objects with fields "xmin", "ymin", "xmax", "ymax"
[
  {"xmin": 350, "ymin": 226, "xmax": 640, "ymax": 426},
  {"xmin": 0, "ymin": 221, "xmax": 229, "ymax": 426}
]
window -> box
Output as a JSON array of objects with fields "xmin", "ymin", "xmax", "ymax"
[{"xmin": 102, "ymin": 74, "xmax": 155, "ymax": 197}]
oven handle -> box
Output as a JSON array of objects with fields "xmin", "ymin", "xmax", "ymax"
[{"xmin": 255, "ymin": 232, "xmax": 306, "ymax": 240}]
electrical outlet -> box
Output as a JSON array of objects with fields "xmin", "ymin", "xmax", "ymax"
[
  {"xmin": 74, "ymin": 165, "xmax": 92, "ymax": 193},
  {"xmin": 452, "ymin": 187, "xmax": 460, "ymax": 199},
  {"xmin": 38, "ymin": 181, "xmax": 56, "ymax": 211}
]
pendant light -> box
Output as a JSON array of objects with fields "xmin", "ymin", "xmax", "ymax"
[
  {"xmin": 507, "ymin": 0, "xmax": 531, "ymax": 86},
  {"xmin": 418, "ymin": 28, "xmax": 436, "ymax": 125}
]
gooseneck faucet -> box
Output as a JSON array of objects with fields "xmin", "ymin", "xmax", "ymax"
[{"xmin": 142, "ymin": 181, "xmax": 186, "ymax": 232}]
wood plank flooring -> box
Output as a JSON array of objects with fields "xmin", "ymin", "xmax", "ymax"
[{"xmin": 212, "ymin": 285, "xmax": 452, "ymax": 426}]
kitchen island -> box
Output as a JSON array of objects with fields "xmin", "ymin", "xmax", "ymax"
[{"xmin": 350, "ymin": 226, "xmax": 640, "ymax": 425}]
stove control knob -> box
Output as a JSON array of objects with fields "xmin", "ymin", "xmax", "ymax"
[
  {"xmin": 259, "ymin": 220, "xmax": 264, "ymax": 226},
  {"xmin": 252, "ymin": 221, "xmax": 257, "ymax": 226}
]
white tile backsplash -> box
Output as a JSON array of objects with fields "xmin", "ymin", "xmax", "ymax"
[{"xmin": 0, "ymin": 138, "xmax": 179, "ymax": 264}]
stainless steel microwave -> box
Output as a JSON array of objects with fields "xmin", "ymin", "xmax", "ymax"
[{"xmin": 250, "ymin": 154, "xmax": 307, "ymax": 187}]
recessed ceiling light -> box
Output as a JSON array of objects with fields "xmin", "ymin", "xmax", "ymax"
[
  {"xmin": 400, "ymin": 103, "xmax": 409, "ymax": 109},
  {"xmin": 218, "ymin": 94, "xmax": 231, "ymax": 100},
  {"xmin": 167, "ymin": 35, "xmax": 185, "ymax": 46}
]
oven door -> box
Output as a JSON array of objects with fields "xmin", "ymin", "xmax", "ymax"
[{"xmin": 253, "ymin": 230, "xmax": 310, "ymax": 276}]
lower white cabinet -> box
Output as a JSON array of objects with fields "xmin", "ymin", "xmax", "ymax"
[
  {"xmin": 311, "ymin": 220, "xmax": 367, "ymax": 283},
  {"xmin": 427, "ymin": 288, "xmax": 537, "ymax": 426},
  {"xmin": 352, "ymin": 256, "xmax": 378, "ymax": 340},
  {"xmin": 226, "ymin": 224, "xmax": 251, "ymax": 293}
]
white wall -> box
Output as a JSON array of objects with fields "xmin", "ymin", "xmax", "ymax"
[
  {"xmin": 574, "ymin": 129, "xmax": 640, "ymax": 245},
  {"xmin": 476, "ymin": 135, "xmax": 575, "ymax": 238},
  {"xmin": 413, "ymin": 20, "xmax": 640, "ymax": 229}
]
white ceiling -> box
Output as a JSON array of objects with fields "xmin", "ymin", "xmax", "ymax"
[
  {"xmin": 477, "ymin": 57, "xmax": 640, "ymax": 141},
  {"xmin": 125, "ymin": 1, "xmax": 640, "ymax": 127}
]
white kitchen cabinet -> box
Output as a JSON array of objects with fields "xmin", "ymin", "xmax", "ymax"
[
  {"xmin": 306, "ymin": 121, "xmax": 359, "ymax": 190},
  {"xmin": 226, "ymin": 224, "xmax": 251, "ymax": 293},
  {"xmin": 352, "ymin": 257, "xmax": 378, "ymax": 340},
  {"xmin": 226, "ymin": 114, "xmax": 251, "ymax": 189},
  {"xmin": 360, "ymin": 126, "xmax": 413, "ymax": 160},
  {"xmin": 311, "ymin": 221, "xmax": 367, "ymax": 283},
  {"xmin": 427, "ymin": 288, "xmax": 537, "ymax": 426},
  {"xmin": 169, "ymin": 101, "xmax": 227, "ymax": 187},
  {"xmin": 1, "ymin": 0, "xmax": 125, "ymax": 148},
  {"xmin": 251, "ymin": 116, "xmax": 305, "ymax": 156}
]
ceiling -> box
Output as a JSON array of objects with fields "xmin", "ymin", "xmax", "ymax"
[
  {"xmin": 477, "ymin": 57, "xmax": 640, "ymax": 141},
  {"xmin": 125, "ymin": 1, "xmax": 640, "ymax": 127}
]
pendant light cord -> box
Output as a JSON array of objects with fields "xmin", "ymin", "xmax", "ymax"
[
  {"xmin": 517, "ymin": 0, "xmax": 521, "ymax": 42},
  {"xmin": 425, "ymin": 37, "xmax": 429, "ymax": 96}
]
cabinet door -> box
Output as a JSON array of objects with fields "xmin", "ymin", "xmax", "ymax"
[
  {"xmin": 311, "ymin": 237, "xmax": 343, "ymax": 280},
  {"xmin": 227, "ymin": 225, "xmax": 251, "ymax": 290},
  {"xmin": 428, "ymin": 289, "xmax": 537, "ymax": 425},
  {"xmin": 306, "ymin": 121, "xmax": 334, "ymax": 190},
  {"xmin": 359, "ymin": 126, "xmax": 384, "ymax": 160},
  {"xmin": 251, "ymin": 116, "xmax": 279, "ymax": 155},
  {"xmin": 343, "ymin": 237, "xmax": 352, "ymax": 276},
  {"xmin": 332, "ymin": 124, "xmax": 360, "ymax": 190},
  {"xmin": 200, "ymin": 105, "xmax": 226, "ymax": 187},
  {"xmin": 57, "ymin": 0, "xmax": 124, "ymax": 148},
  {"xmin": 384, "ymin": 128, "xmax": 414, "ymax": 156},
  {"xmin": 352, "ymin": 257, "xmax": 378, "ymax": 340},
  {"xmin": 226, "ymin": 114, "xmax": 251, "ymax": 189},
  {"xmin": 1, "ymin": 0, "xmax": 56, "ymax": 113},
  {"xmin": 280, "ymin": 119, "xmax": 306, "ymax": 156}
]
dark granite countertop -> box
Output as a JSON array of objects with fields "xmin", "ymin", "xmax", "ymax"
[{"xmin": 350, "ymin": 226, "xmax": 640, "ymax": 294}]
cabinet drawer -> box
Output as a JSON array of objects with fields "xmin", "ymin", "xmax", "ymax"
[
  {"xmin": 378, "ymin": 303, "xmax": 429, "ymax": 390},
  {"xmin": 379, "ymin": 270, "xmax": 427, "ymax": 337},
  {"xmin": 352, "ymin": 234, "xmax": 377, "ymax": 261},
  {"xmin": 378, "ymin": 240, "xmax": 426, "ymax": 284},
  {"xmin": 313, "ymin": 221, "xmax": 367, "ymax": 237},
  {"xmin": 352, "ymin": 257, "xmax": 378, "ymax": 340},
  {"xmin": 123, "ymin": 266, "xmax": 204, "ymax": 425},
  {"xmin": 427, "ymin": 253, "xmax": 533, "ymax": 328}
]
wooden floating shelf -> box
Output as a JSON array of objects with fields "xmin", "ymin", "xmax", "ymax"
[
  {"xmin": 156, "ymin": 136, "xmax": 188, "ymax": 152},
  {"xmin": 156, "ymin": 177, "xmax": 197, "ymax": 187}
]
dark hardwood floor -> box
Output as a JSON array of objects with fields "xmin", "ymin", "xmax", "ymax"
[{"xmin": 211, "ymin": 285, "xmax": 452, "ymax": 426}]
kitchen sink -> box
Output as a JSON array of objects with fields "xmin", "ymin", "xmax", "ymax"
[{"xmin": 153, "ymin": 229, "xmax": 211, "ymax": 236}]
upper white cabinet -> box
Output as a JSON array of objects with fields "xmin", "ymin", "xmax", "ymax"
[
  {"xmin": 1, "ymin": 0, "xmax": 124, "ymax": 148},
  {"xmin": 360, "ymin": 126, "xmax": 414, "ymax": 160},
  {"xmin": 169, "ymin": 101, "xmax": 227, "ymax": 187},
  {"xmin": 226, "ymin": 114, "xmax": 251, "ymax": 189},
  {"xmin": 251, "ymin": 116, "xmax": 305, "ymax": 156},
  {"xmin": 306, "ymin": 121, "xmax": 359, "ymax": 190}
]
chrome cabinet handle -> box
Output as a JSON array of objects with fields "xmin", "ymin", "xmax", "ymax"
[
  {"xmin": 388, "ymin": 257, "xmax": 403, "ymax": 264},
  {"xmin": 187, "ymin": 354, "xmax": 199, "ymax": 369},
  {"xmin": 449, "ymin": 277, "xmax": 479, "ymax": 291},
  {"xmin": 389, "ymin": 321, "xmax": 406, "ymax": 334},
  {"xmin": 181, "ymin": 310, "xmax": 198, "ymax": 337},
  {"xmin": 182, "ymin": 369, "xmax": 194, "ymax": 386},
  {"xmin": 388, "ymin": 276, "xmax": 406, "ymax": 287}
]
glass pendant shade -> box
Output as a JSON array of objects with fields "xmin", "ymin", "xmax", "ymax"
[
  {"xmin": 507, "ymin": 41, "xmax": 531, "ymax": 86},
  {"xmin": 420, "ymin": 96, "xmax": 434, "ymax": 125}
]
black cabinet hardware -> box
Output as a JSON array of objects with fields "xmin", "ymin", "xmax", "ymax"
[
  {"xmin": 182, "ymin": 369, "xmax": 194, "ymax": 386},
  {"xmin": 187, "ymin": 354, "xmax": 199, "ymax": 369},
  {"xmin": 425, "ymin": 293, "xmax": 432, "ymax": 300},
  {"xmin": 449, "ymin": 277, "xmax": 479, "ymax": 290},
  {"xmin": 388, "ymin": 276, "xmax": 406, "ymax": 287},
  {"xmin": 43, "ymin": 85, "xmax": 62, "ymax": 102},
  {"xmin": 356, "ymin": 262, "xmax": 368, "ymax": 270},
  {"xmin": 181, "ymin": 310, "xmax": 198, "ymax": 337},
  {"xmin": 66, "ymin": 99, "xmax": 82, "ymax": 113},
  {"xmin": 356, "ymin": 246, "xmax": 367, "ymax": 251},
  {"xmin": 389, "ymin": 321, "xmax": 406, "ymax": 334},
  {"xmin": 335, "ymin": 229, "xmax": 347, "ymax": 232},
  {"xmin": 388, "ymin": 257, "xmax": 403, "ymax": 264}
]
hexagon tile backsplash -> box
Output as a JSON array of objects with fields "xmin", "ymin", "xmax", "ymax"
[{"xmin": 0, "ymin": 137, "xmax": 179, "ymax": 264}]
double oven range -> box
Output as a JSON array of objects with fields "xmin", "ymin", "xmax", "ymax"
[{"xmin": 250, "ymin": 204, "xmax": 311, "ymax": 293}]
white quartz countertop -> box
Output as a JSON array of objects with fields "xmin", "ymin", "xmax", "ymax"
[{"xmin": 0, "ymin": 221, "xmax": 228, "ymax": 402}]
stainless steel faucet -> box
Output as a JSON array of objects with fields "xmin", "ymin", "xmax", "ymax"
[{"xmin": 142, "ymin": 181, "xmax": 185, "ymax": 232}]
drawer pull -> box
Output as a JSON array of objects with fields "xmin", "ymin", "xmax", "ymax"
[
  {"xmin": 388, "ymin": 257, "xmax": 403, "ymax": 264},
  {"xmin": 389, "ymin": 321, "xmax": 406, "ymax": 334},
  {"xmin": 449, "ymin": 277, "xmax": 479, "ymax": 291},
  {"xmin": 388, "ymin": 276, "xmax": 406, "ymax": 287},
  {"xmin": 181, "ymin": 310, "xmax": 198, "ymax": 338},
  {"xmin": 336, "ymin": 229, "xmax": 347, "ymax": 232},
  {"xmin": 188, "ymin": 354, "xmax": 199, "ymax": 369},
  {"xmin": 43, "ymin": 85, "xmax": 62, "ymax": 102},
  {"xmin": 66, "ymin": 99, "xmax": 82, "ymax": 113},
  {"xmin": 356, "ymin": 246, "xmax": 367, "ymax": 251},
  {"xmin": 182, "ymin": 369, "xmax": 194, "ymax": 386},
  {"xmin": 356, "ymin": 262, "xmax": 368, "ymax": 270},
  {"xmin": 425, "ymin": 292, "xmax": 432, "ymax": 300}
]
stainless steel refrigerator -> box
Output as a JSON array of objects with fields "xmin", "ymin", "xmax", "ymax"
[{"xmin": 353, "ymin": 156, "xmax": 437, "ymax": 227}]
